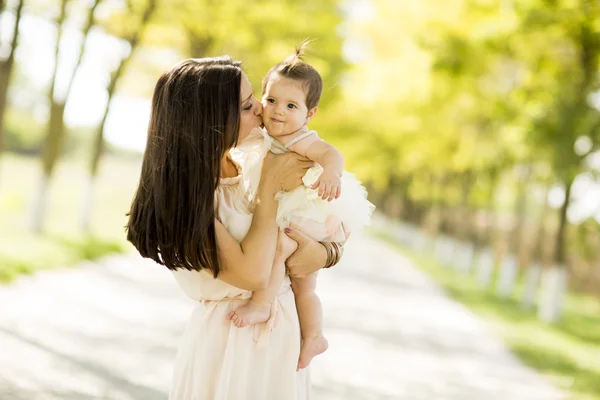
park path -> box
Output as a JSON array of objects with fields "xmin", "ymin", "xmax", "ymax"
[{"xmin": 0, "ymin": 230, "xmax": 564, "ymax": 400}]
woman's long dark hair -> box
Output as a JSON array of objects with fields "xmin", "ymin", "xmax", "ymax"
[{"xmin": 126, "ymin": 57, "xmax": 242, "ymax": 277}]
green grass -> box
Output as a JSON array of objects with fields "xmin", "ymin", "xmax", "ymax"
[
  {"xmin": 371, "ymin": 229, "xmax": 600, "ymax": 400},
  {"xmin": 0, "ymin": 153, "xmax": 142, "ymax": 283}
]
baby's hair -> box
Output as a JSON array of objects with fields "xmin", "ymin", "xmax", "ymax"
[
  {"xmin": 262, "ymin": 39, "xmax": 323, "ymax": 109},
  {"xmin": 283, "ymin": 39, "xmax": 311, "ymax": 67}
]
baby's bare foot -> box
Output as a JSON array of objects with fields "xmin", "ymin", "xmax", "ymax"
[
  {"xmin": 297, "ymin": 333, "xmax": 328, "ymax": 370},
  {"xmin": 226, "ymin": 301, "xmax": 271, "ymax": 328}
]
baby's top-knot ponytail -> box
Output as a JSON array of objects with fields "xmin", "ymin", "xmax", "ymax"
[
  {"xmin": 284, "ymin": 39, "xmax": 311, "ymax": 66},
  {"xmin": 262, "ymin": 39, "xmax": 323, "ymax": 109}
]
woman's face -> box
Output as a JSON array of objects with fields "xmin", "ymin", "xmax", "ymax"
[{"xmin": 238, "ymin": 72, "xmax": 263, "ymax": 143}]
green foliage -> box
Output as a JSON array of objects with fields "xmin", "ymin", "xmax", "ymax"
[
  {"xmin": 111, "ymin": 0, "xmax": 345, "ymax": 103},
  {"xmin": 335, "ymin": 0, "xmax": 600, "ymax": 272},
  {"xmin": 334, "ymin": 0, "xmax": 600, "ymax": 190}
]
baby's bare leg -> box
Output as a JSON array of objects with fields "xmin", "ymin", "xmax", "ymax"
[
  {"xmin": 292, "ymin": 273, "xmax": 328, "ymax": 370},
  {"xmin": 226, "ymin": 234, "xmax": 288, "ymax": 328}
]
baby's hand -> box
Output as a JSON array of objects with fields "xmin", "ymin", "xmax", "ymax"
[{"xmin": 311, "ymin": 169, "xmax": 342, "ymax": 202}]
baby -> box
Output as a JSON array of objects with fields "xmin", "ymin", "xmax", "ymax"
[{"xmin": 227, "ymin": 43, "xmax": 374, "ymax": 370}]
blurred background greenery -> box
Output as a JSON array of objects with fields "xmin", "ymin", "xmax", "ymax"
[{"xmin": 0, "ymin": 0, "xmax": 599, "ymax": 398}]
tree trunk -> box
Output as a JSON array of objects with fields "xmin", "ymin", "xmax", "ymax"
[
  {"xmin": 538, "ymin": 179, "xmax": 573, "ymax": 323},
  {"xmin": 82, "ymin": 0, "xmax": 157, "ymax": 232},
  {"xmin": 538, "ymin": 266, "xmax": 568, "ymax": 323},
  {"xmin": 474, "ymin": 169, "xmax": 500, "ymax": 285},
  {"xmin": 0, "ymin": 64, "xmax": 10, "ymax": 155},
  {"xmin": 0, "ymin": 0, "xmax": 25, "ymax": 156},
  {"xmin": 476, "ymin": 248, "xmax": 495, "ymax": 288},
  {"xmin": 553, "ymin": 179, "xmax": 573, "ymax": 267},
  {"xmin": 33, "ymin": 101, "xmax": 66, "ymax": 232},
  {"xmin": 30, "ymin": 173, "xmax": 50, "ymax": 232},
  {"xmin": 79, "ymin": 175, "xmax": 95, "ymax": 231},
  {"xmin": 511, "ymin": 167, "xmax": 529, "ymax": 261},
  {"xmin": 424, "ymin": 175, "xmax": 444, "ymax": 250},
  {"xmin": 456, "ymin": 172, "xmax": 475, "ymax": 272},
  {"xmin": 485, "ymin": 168, "xmax": 500, "ymax": 249},
  {"xmin": 521, "ymin": 184, "xmax": 550, "ymax": 309},
  {"xmin": 382, "ymin": 175, "xmax": 401, "ymax": 219},
  {"xmin": 42, "ymin": 101, "xmax": 67, "ymax": 177},
  {"xmin": 522, "ymin": 262, "xmax": 542, "ymax": 309},
  {"xmin": 497, "ymin": 167, "xmax": 530, "ymax": 297},
  {"xmin": 459, "ymin": 171, "xmax": 474, "ymax": 241},
  {"xmin": 32, "ymin": 0, "xmax": 69, "ymax": 233},
  {"xmin": 532, "ymin": 184, "xmax": 551, "ymax": 262},
  {"xmin": 33, "ymin": 0, "xmax": 101, "ymax": 232},
  {"xmin": 497, "ymin": 254, "xmax": 518, "ymax": 297}
]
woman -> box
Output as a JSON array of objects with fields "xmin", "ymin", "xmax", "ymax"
[{"xmin": 126, "ymin": 57, "xmax": 344, "ymax": 399}]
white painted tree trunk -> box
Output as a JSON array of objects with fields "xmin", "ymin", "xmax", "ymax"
[
  {"xmin": 497, "ymin": 255, "xmax": 518, "ymax": 297},
  {"xmin": 522, "ymin": 263, "xmax": 542, "ymax": 309},
  {"xmin": 80, "ymin": 176, "xmax": 95, "ymax": 232},
  {"xmin": 30, "ymin": 173, "xmax": 50, "ymax": 233},
  {"xmin": 425, "ymin": 232, "xmax": 436, "ymax": 252},
  {"xmin": 392, "ymin": 222, "xmax": 409, "ymax": 245},
  {"xmin": 476, "ymin": 248, "xmax": 495, "ymax": 288},
  {"xmin": 448, "ymin": 239, "xmax": 462, "ymax": 270},
  {"xmin": 456, "ymin": 242, "xmax": 475, "ymax": 274},
  {"xmin": 436, "ymin": 236, "xmax": 454, "ymax": 267},
  {"xmin": 434, "ymin": 236, "xmax": 446, "ymax": 261},
  {"xmin": 446, "ymin": 238, "xmax": 458, "ymax": 267},
  {"xmin": 405, "ymin": 224, "xmax": 417, "ymax": 249},
  {"xmin": 538, "ymin": 266, "xmax": 568, "ymax": 323},
  {"xmin": 412, "ymin": 229, "xmax": 428, "ymax": 252}
]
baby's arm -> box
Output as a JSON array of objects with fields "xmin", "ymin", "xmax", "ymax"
[{"xmin": 288, "ymin": 133, "xmax": 344, "ymax": 201}]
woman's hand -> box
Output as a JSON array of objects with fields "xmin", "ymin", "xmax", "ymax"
[
  {"xmin": 283, "ymin": 226, "xmax": 328, "ymax": 278},
  {"xmin": 261, "ymin": 152, "xmax": 313, "ymax": 194}
]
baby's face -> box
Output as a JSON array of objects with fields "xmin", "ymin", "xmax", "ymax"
[{"xmin": 261, "ymin": 74, "xmax": 311, "ymax": 138}]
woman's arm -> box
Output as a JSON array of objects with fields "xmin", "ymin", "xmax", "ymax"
[
  {"xmin": 284, "ymin": 224, "xmax": 349, "ymax": 278},
  {"xmin": 216, "ymin": 152, "xmax": 313, "ymax": 290}
]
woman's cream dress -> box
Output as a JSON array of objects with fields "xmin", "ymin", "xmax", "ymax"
[{"xmin": 168, "ymin": 132, "xmax": 310, "ymax": 399}]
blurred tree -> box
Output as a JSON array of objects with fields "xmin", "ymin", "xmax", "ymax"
[
  {"xmin": 0, "ymin": 0, "xmax": 25, "ymax": 157},
  {"xmin": 519, "ymin": 1, "xmax": 600, "ymax": 270},
  {"xmin": 351, "ymin": 0, "xmax": 600, "ymax": 314},
  {"xmin": 518, "ymin": 1, "xmax": 600, "ymax": 321},
  {"xmin": 81, "ymin": 0, "xmax": 157, "ymax": 231},
  {"xmin": 31, "ymin": 0, "xmax": 69, "ymax": 233},
  {"xmin": 32, "ymin": 0, "xmax": 102, "ymax": 232}
]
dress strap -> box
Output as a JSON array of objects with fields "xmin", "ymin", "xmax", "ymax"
[{"xmin": 284, "ymin": 130, "xmax": 317, "ymax": 149}]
